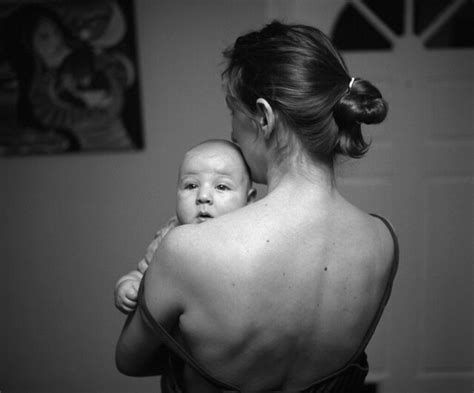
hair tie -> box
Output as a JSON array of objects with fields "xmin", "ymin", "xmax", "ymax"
[{"xmin": 348, "ymin": 77, "xmax": 355, "ymax": 91}]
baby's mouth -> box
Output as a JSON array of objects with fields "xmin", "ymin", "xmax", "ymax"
[{"xmin": 197, "ymin": 212, "xmax": 213, "ymax": 222}]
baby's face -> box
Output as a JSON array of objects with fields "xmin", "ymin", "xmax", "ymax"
[{"xmin": 176, "ymin": 143, "xmax": 253, "ymax": 225}]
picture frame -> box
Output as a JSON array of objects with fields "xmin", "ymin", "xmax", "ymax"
[{"xmin": 0, "ymin": 0, "xmax": 143, "ymax": 156}]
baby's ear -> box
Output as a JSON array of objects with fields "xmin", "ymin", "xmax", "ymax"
[{"xmin": 247, "ymin": 188, "xmax": 257, "ymax": 204}]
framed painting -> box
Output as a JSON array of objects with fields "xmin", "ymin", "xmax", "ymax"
[{"xmin": 0, "ymin": 0, "xmax": 143, "ymax": 156}]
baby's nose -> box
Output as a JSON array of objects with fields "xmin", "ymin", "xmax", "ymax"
[{"xmin": 197, "ymin": 187, "xmax": 213, "ymax": 204}]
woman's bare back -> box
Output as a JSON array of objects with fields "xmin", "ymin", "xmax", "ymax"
[{"xmin": 162, "ymin": 188, "xmax": 396, "ymax": 391}]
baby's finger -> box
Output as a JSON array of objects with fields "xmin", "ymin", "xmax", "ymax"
[
  {"xmin": 120, "ymin": 305, "xmax": 135, "ymax": 314},
  {"xmin": 138, "ymin": 260, "xmax": 148, "ymax": 273},
  {"xmin": 122, "ymin": 297, "xmax": 137, "ymax": 308},
  {"xmin": 125, "ymin": 288, "xmax": 138, "ymax": 300},
  {"xmin": 115, "ymin": 301, "xmax": 133, "ymax": 314}
]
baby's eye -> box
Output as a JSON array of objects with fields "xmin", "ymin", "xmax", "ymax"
[
  {"xmin": 184, "ymin": 183, "xmax": 198, "ymax": 190},
  {"xmin": 216, "ymin": 184, "xmax": 231, "ymax": 191}
]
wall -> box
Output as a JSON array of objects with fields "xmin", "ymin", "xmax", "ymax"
[
  {"xmin": 1, "ymin": 1, "xmax": 265, "ymax": 392},
  {"xmin": 2, "ymin": 1, "xmax": 473, "ymax": 392}
]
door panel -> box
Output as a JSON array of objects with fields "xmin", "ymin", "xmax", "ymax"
[{"xmin": 265, "ymin": 1, "xmax": 474, "ymax": 392}]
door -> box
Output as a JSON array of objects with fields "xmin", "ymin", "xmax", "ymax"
[{"xmin": 266, "ymin": 1, "xmax": 474, "ymax": 392}]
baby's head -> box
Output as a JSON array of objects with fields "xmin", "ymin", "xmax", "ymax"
[{"xmin": 176, "ymin": 139, "xmax": 256, "ymax": 225}]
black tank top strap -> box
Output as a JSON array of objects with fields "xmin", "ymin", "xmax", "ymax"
[
  {"xmin": 369, "ymin": 213, "xmax": 399, "ymax": 271},
  {"xmin": 369, "ymin": 213, "xmax": 399, "ymax": 307},
  {"xmin": 350, "ymin": 213, "xmax": 399, "ymax": 353},
  {"xmin": 345, "ymin": 213, "xmax": 399, "ymax": 360},
  {"xmin": 299, "ymin": 213, "xmax": 399, "ymax": 392},
  {"xmin": 137, "ymin": 278, "xmax": 240, "ymax": 391}
]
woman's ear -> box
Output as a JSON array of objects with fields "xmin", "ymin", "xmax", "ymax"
[{"xmin": 256, "ymin": 98, "xmax": 275, "ymax": 139}]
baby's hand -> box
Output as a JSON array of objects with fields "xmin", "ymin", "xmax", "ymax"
[
  {"xmin": 137, "ymin": 258, "xmax": 149, "ymax": 274},
  {"xmin": 115, "ymin": 278, "xmax": 140, "ymax": 314}
]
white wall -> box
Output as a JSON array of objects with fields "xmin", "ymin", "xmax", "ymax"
[{"xmin": 1, "ymin": 1, "xmax": 265, "ymax": 392}]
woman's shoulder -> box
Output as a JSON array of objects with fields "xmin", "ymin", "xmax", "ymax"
[
  {"xmin": 343, "ymin": 207, "xmax": 398, "ymax": 284},
  {"xmin": 352, "ymin": 208, "xmax": 397, "ymax": 263},
  {"xmin": 321, "ymin": 201, "xmax": 397, "ymax": 285},
  {"xmin": 152, "ymin": 223, "xmax": 209, "ymax": 273},
  {"xmin": 368, "ymin": 213, "xmax": 397, "ymax": 254},
  {"xmin": 152, "ymin": 219, "xmax": 246, "ymax": 285},
  {"xmin": 334, "ymin": 198, "xmax": 395, "ymax": 249}
]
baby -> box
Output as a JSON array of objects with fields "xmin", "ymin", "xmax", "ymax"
[{"xmin": 115, "ymin": 139, "xmax": 256, "ymax": 313}]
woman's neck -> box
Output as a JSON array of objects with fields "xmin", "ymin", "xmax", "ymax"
[{"xmin": 265, "ymin": 150, "xmax": 336, "ymax": 197}]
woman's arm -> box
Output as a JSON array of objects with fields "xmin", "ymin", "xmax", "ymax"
[
  {"xmin": 115, "ymin": 231, "xmax": 186, "ymax": 376},
  {"xmin": 115, "ymin": 305, "xmax": 167, "ymax": 376}
]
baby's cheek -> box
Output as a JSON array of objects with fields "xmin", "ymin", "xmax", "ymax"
[{"xmin": 221, "ymin": 194, "xmax": 248, "ymax": 212}]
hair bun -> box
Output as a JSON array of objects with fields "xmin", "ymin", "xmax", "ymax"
[
  {"xmin": 336, "ymin": 78, "xmax": 388, "ymax": 125},
  {"xmin": 333, "ymin": 78, "xmax": 388, "ymax": 158}
]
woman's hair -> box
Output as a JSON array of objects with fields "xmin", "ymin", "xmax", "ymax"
[{"xmin": 222, "ymin": 21, "xmax": 388, "ymax": 165}]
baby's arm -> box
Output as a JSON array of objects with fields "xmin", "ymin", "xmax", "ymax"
[
  {"xmin": 114, "ymin": 216, "xmax": 180, "ymax": 314},
  {"xmin": 140, "ymin": 216, "xmax": 180, "ymax": 272}
]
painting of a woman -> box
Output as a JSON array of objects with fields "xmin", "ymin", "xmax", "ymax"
[{"xmin": 0, "ymin": 1, "xmax": 142, "ymax": 155}]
